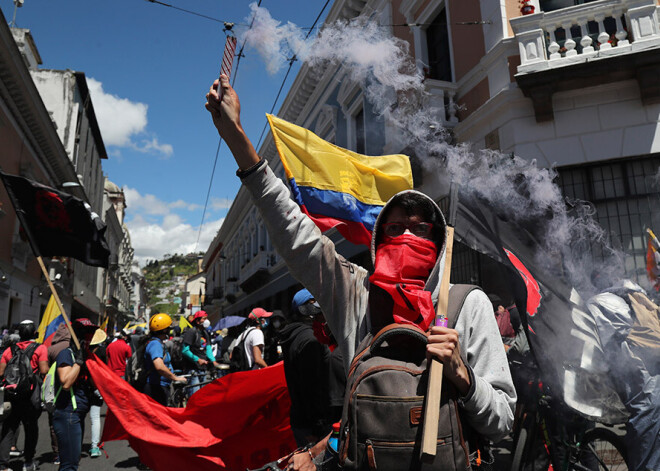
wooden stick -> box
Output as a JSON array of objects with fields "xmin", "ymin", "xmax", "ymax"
[
  {"xmin": 36, "ymin": 256, "xmax": 80, "ymax": 350},
  {"xmin": 420, "ymin": 224, "xmax": 456, "ymax": 460}
]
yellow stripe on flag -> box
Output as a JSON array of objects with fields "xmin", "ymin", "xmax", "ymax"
[
  {"xmin": 267, "ymin": 114, "xmax": 413, "ymax": 205},
  {"xmin": 100, "ymin": 317, "xmax": 109, "ymax": 332},
  {"xmin": 37, "ymin": 295, "xmax": 61, "ymax": 344}
]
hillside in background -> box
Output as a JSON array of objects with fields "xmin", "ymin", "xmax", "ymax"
[{"xmin": 143, "ymin": 253, "xmax": 203, "ymax": 316}]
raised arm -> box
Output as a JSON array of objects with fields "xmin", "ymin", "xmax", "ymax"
[
  {"xmin": 205, "ymin": 75, "xmax": 260, "ymax": 171},
  {"xmin": 205, "ymin": 78, "xmax": 371, "ymax": 369}
]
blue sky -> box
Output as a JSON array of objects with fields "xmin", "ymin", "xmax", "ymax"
[{"xmin": 0, "ymin": 0, "xmax": 328, "ymax": 263}]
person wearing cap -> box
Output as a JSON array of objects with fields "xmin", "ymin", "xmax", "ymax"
[
  {"xmin": 52, "ymin": 319, "xmax": 107, "ymax": 471},
  {"xmin": 206, "ymin": 77, "xmax": 515, "ymax": 461},
  {"xmin": 0, "ymin": 320, "xmax": 48, "ymax": 471},
  {"xmin": 279, "ymin": 289, "xmax": 339, "ymax": 448},
  {"xmin": 231, "ymin": 308, "xmax": 271, "ymax": 370},
  {"xmin": 105, "ymin": 328, "xmax": 132, "ymax": 379},
  {"xmin": 144, "ymin": 314, "xmax": 187, "ymax": 406},
  {"xmin": 182, "ymin": 310, "xmax": 221, "ymax": 396}
]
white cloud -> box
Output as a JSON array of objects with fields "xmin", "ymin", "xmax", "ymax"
[
  {"xmin": 121, "ymin": 187, "xmax": 229, "ymax": 264},
  {"xmin": 86, "ymin": 78, "xmax": 173, "ymax": 158},
  {"xmin": 123, "ymin": 187, "xmax": 170, "ymax": 215},
  {"xmin": 210, "ymin": 197, "xmax": 233, "ymax": 210},
  {"xmin": 127, "ymin": 215, "xmax": 224, "ymax": 265}
]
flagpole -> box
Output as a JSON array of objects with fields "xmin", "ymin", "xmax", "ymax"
[
  {"xmin": 421, "ymin": 183, "xmax": 458, "ymax": 460},
  {"xmin": 36, "ymin": 256, "xmax": 81, "ymax": 350}
]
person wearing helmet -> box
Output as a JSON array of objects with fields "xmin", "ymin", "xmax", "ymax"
[
  {"xmin": 51, "ymin": 319, "xmax": 106, "ymax": 471},
  {"xmin": 144, "ymin": 314, "xmax": 187, "ymax": 406},
  {"xmin": 182, "ymin": 310, "xmax": 220, "ymax": 396}
]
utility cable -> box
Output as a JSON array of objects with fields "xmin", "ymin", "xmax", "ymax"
[
  {"xmin": 194, "ymin": 0, "xmax": 263, "ymax": 253},
  {"xmin": 255, "ymin": 0, "xmax": 331, "ymax": 150},
  {"xmin": 143, "ymin": 0, "xmax": 248, "ymax": 26}
]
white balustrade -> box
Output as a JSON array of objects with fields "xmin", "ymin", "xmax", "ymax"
[
  {"xmin": 511, "ymin": 0, "xmax": 660, "ymax": 73},
  {"xmin": 424, "ymin": 79, "xmax": 460, "ymax": 126}
]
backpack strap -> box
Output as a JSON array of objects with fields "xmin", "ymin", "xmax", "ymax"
[
  {"xmin": 24, "ymin": 342, "xmax": 39, "ymax": 360},
  {"xmin": 446, "ymin": 284, "xmax": 480, "ymax": 330}
]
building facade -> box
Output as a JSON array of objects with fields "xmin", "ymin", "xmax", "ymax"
[
  {"xmin": 203, "ymin": 0, "xmax": 660, "ymax": 318},
  {"xmin": 0, "ymin": 17, "xmax": 82, "ymax": 326}
]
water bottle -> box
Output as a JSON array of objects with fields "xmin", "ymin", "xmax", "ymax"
[{"xmin": 327, "ymin": 422, "xmax": 341, "ymax": 452}]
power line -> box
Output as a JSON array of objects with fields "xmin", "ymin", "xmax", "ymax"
[
  {"xmin": 194, "ymin": 0, "xmax": 263, "ymax": 253},
  {"xmin": 143, "ymin": 0, "xmax": 248, "ymax": 26},
  {"xmin": 255, "ymin": 0, "xmax": 331, "ymax": 150}
]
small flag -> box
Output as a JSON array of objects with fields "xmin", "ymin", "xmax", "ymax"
[
  {"xmin": 36, "ymin": 295, "xmax": 65, "ymax": 346},
  {"xmin": 646, "ymin": 228, "xmax": 660, "ymax": 291},
  {"xmin": 100, "ymin": 316, "xmax": 109, "ymax": 332},
  {"xmin": 179, "ymin": 315, "xmax": 193, "ymax": 331},
  {"xmin": 220, "ymin": 36, "xmax": 237, "ymax": 80},
  {"xmin": 267, "ymin": 114, "xmax": 413, "ymax": 246},
  {"xmin": 0, "ymin": 170, "xmax": 110, "ymax": 268}
]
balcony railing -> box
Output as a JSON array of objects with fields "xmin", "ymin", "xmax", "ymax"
[
  {"xmin": 511, "ymin": 0, "xmax": 660, "ymax": 74},
  {"xmin": 238, "ymin": 250, "xmax": 270, "ymax": 286},
  {"xmin": 424, "ymin": 79, "xmax": 460, "ymax": 126}
]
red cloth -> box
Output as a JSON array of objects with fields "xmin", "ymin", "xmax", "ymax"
[
  {"xmin": 87, "ymin": 356, "xmax": 296, "ymax": 471},
  {"xmin": 369, "ymin": 234, "xmax": 437, "ymax": 331},
  {"xmin": 1, "ymin": 341, "xmax": 48, "ymax": 373},
  {"xmin": 105, "ymin": 339, "xmax": 131, "ymax": 377},
  {"xmin": 494, "ymin": 308, "xmax": 516, "ymax": 339}
]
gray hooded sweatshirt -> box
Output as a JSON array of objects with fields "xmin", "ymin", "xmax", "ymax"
[{"xmin": 240, "ymin": 159, "xmax": 515, "ymax": 441}]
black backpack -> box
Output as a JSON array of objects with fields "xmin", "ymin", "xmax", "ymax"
[
  {"xmin": 127, "ymin": 336, "xmax": 151, "ymax": 390},
  {"xmin": 4, "ymin": 343, "xmax": 40, "ymax": 401},
  {"xmin": 168, "ymin": 337, "xmax": 185, "ymax": 371},
  {"xmin": 338, "ymin": 284, "xmax": 484, "ymax": 471},
  {"xmin": 229, "ymin": 327, "xmax": 255, "ymax": 373}
]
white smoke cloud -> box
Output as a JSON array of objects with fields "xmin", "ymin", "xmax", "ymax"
[
  {"xmin": 240, "ymin": 3, "xmax": 624, "ymax": 294},
  {"xmin": 86, "ymin": 78, "xmax": 173, "ymax": 158}
]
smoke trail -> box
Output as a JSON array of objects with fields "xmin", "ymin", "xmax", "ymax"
[{"xmin": 239, "ymin": 3, "xmax": 625, "ymax": 294}]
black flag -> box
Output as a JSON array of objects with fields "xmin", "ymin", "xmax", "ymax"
[
  {"xmin": 454, "ymin": 191, "xmax": 628, "ymax": 423},
  {"xmin": 0, "ymin": 170, "xmax": 110, "ymax": 268}
]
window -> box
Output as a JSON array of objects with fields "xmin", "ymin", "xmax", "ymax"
[
  {"xmin": 556, "ymin": 155, "xmax": 660, "ymax": 285},
  {"xmin": 355, "ymin": 108, "xmax": 365, "ymax": 154},
  {"xmin": 425, "ymin": 8, "xmax": 452, "ymax": 82}
]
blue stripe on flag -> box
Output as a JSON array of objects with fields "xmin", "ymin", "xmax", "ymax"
[
  {"xmin": 289, "ymin": 179, "xmax": 382, "ymax": 231},
  {"xmin": 44, "ymin": 315, "xmax": 65, "ymax": 340}
]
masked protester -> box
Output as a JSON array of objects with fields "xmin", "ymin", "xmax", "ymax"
[
  {"xmin": 279, "ymin": 289, "xmax": 342, "ymax": 448},
  {"xmin": 182, "ymin": 311, "xmax": 221, "ymax": 396},
  {"xmin": 206, "ymin": 75, "xmax": 515, "ymax": 470}
]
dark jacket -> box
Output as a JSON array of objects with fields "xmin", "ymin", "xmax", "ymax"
[{"xmin": 279, "ymin": 322, "xmax": 332, "ymax": 438}]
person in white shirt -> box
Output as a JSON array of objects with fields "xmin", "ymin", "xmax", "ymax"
[{"xmin": 237, "ymin": 308, "xmax": 272, "ymax": 370}]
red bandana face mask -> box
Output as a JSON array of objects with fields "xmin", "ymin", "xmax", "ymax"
[{"xmin": 369, "ymin": 233, "xmax": 437, "ymax": 331}]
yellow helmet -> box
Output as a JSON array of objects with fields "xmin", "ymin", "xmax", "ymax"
[{"xmin": 149, "ymin": 313, "xmax": 172, "ymax": 332}]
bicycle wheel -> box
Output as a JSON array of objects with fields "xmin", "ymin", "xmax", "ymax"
[
  {"xmin": 575, "ymin": 428, "xmax": 627, "ymax": 471},
  {"xmin": 510, "ymin": 413, "xmax": 535, "ymax": 471}
]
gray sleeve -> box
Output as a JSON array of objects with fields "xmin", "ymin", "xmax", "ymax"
[
  {"xmin": 455, "ymin": 289, "xmax": 516, "ymax": 442},
  {"xmin": 241, "ymin": 162, "xmax": 370, "ymax": 368}
]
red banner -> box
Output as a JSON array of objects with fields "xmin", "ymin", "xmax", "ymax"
[{"xmin": 87, "ymin": 356, "xmax": 296, "ymax": 470}]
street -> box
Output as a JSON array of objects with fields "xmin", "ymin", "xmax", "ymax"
[
  {"xmin": 5, "ymin": 405, "xmax": 142, "ymax": 471},
  {"xmin": 0, "ymin": 403, "xmax": 515, "ymax": 471}
]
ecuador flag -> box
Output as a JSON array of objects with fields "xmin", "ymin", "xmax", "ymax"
[
  {"xmin": 267, "ymin": 114, "xmax": 413, "ymax": 246},
  {"xmin": 36, "ymin": 295, "xmax": 65, "ymax": 346}
]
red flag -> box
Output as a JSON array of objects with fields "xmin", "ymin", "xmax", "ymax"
[{"xmin": 87, "ymin": 356, "xmax": 296, "ymax": 471}]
